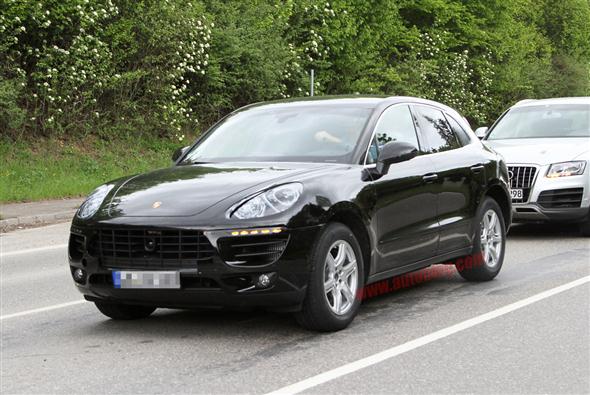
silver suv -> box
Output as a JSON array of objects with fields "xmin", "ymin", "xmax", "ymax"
[{"xmin": 478, "ymin": 97, "xmax": 590, "ymax": 236}]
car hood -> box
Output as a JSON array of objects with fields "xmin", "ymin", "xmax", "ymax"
[
  {"xmin": 484, "ymin": 137, "xmax": 590, "ymax": 165},
  {"xmin": 107, "ymin": 162, "xmax": 327, "ymax": 217}
]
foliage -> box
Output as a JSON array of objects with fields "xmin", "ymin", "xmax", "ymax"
[
  {"xmin": 0, "ymin": 135, "xmax": 176, "ymax": 201},
  {"xmin": 1, "ymin": 0, "xmax": 590, "ymax": 201},
  {"xmin": 0, "ymin": 0, "xmax": 211, "ymax": 141},
  {"xmin": 1, "ymin": 0, "xmax": 589, "ymax": 137}
]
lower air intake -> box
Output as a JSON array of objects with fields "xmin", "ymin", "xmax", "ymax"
[{"xmin": 218, "ymin": 233, "xmax": 289, "ymax": 266}]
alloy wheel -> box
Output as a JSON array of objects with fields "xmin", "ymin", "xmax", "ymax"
[
  {"xmin": 323, "ymin": 240, "xmax": 359, "ymax": 315},
  {"xmin": 480, "ymin": 209, "xmax": 503, "ymax": 268}
]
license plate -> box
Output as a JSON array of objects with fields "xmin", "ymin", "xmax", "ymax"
[
  {"xmin": 510, "ymin": 189, "xmax": 523, "ymax": 200},
  {"xmin": 113, "ymin": 271, "xmax": 180, "ymax": 289}
]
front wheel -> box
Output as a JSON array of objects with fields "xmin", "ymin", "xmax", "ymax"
[
  {"xmin": 295, "ymin": 223, "xmax": 364, "ymax": 332},
  {"xmin": 458, "ymin": 197, "xmax": 506, "ymax": 281},
  {"xmin": 95, "ymin": 302, "xmax": 156, "ymax": 320}
]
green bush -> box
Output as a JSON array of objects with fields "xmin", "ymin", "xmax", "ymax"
[{"xmin": 0, "ymin": 0, "xmax": 588, "ymax": 138}]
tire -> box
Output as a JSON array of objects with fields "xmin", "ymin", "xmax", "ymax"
[
  {"xmin": 458, "ymin": 197, "xmax": 506, "ymax": 282},
  {"xmin": 295, "ymin": 223, "xmax": 365, "ymax": 332},
  {"xmin": 95, "ymin": 302, "xmax": 156, "ymax": 320}
]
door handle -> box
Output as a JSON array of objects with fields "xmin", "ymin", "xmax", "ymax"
[
  {"xmin": 470, "ymin": 163, "xmax": 484, "ymax": 173},
  {"xmin": 422, "ymin": 173, "xmax": 438, "ymax": 183}
]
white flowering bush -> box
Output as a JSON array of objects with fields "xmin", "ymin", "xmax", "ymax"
[
  {"xmin": 1, "ymin": 0, "xmax": 587, "ymax": 139},
  {"xmin": 1, "ymin": 0, "xmax": 119, "ymax": 134},
  {"xmin": 0, "ymin": 0, "xmax": 211, "ymax": 139},
  {"xmin": 413, "ymin": 32, "xmax": 494, "ymax": 124},
  {"xmin": 278, "ymin": 1, "xmax": 339, "ymax": 98},
  {"xmin": 120, "ymin": 1, "xmax": 212, "ymax": 141}
]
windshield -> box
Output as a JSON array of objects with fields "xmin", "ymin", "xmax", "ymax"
[
  {"xmin": 487, "ymin": 104, "xmax": 590, "ymax": 140},
  {"xmin": 182, "ymin": 105, "xmax": 372, "ymax": 164}
]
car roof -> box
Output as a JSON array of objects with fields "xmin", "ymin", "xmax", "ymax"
[
  {"xmin": 237, "ymin": 95, "xmax": 465, "ymax": 118},
  {"xmin": 512, "ymin": 97, "xmax": 590, "ymax": 108},
  {"xmin": 239, "ymin": 95, "xmax": 453, "ymax": 109},
  {"xmin": 241, "ymin": 96, "xmax": 388, "ymax": 109}
]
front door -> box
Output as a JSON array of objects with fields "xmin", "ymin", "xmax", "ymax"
[{"xmin": 367, "ymin": 104, "xmax": 440, "ymax": 273}]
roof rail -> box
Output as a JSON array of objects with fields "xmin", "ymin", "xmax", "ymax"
[{"xmin": 514, "ymin": 99, "xmax": 536, "ymax": 106}]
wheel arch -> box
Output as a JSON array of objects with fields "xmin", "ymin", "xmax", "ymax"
[
  {"xmin": 323, "ymin": 202, "xmax": 373, "ymax": 282},
  {"xmin": 484, "ymin": 183, "xmax": 511, "ymax": 231}
]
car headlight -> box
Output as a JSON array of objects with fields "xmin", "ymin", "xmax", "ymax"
[
  {"xmin": 231, "ymin": 183, "xmax": 303, "ymax": 219},
  {"xmin": 77, "ymin": 184, "xmax": 114, "ymax": 219},
  {"xmin": 546, "ymin": 161, "xmax": 586, "ymax": 178}
]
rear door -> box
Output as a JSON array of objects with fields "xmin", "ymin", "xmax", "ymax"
[
  {"xmin": 411, "ymin": 105, "xmax": 484, "ymax": 255},
  {"xmin": 367, "ymin": 104, "xmax": 439, "ymax": 272}
]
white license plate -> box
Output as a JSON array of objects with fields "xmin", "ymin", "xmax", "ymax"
[
  {"xmin": 113, "ymin": 271, "xmax": 180, "ymax": 289},
  {"xmin": 510, "ymin": 189, "xmax": 523, "ymax": 200}
]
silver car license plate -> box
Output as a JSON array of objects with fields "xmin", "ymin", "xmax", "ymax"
[
  {"xmin": 113, "ymin": 271, "xmax": 180, "ymax": 289},
  {"xmin": 510, "ymin": 188, "xmax": 523, "ymax": 200}
]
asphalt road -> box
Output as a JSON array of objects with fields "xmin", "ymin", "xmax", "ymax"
[{"xmin": 1, "ymin": 222, "xmax": 589, "ymax": 394}]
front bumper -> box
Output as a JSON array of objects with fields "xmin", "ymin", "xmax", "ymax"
[
  {"xmin": 512, "ymin": 204, "xmax": 589, "ymax": 223},
  {"xmin": 510, "ymin": 162, "xmax": 589, "ymax": 223},
  {"xmin": 68, "ymin": 224, "xmax": 324, "ymax": 312}
]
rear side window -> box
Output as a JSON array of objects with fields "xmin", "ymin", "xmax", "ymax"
[
  {"xmin": 445, "ymin": 114, "xmax": 471, "ymax": 146},
  {"xmin": 413, "ymin": 105, "xmax": 461, "ymax": 153}
]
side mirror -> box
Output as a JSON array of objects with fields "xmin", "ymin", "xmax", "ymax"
[
  {"xmin": 172, "ymin": 146, "xmax": 189, "ymax": 162},
  {"xmin": 474, "ymin": 127, "xmax": 489, "ymax": 140},
  {"xmin": 376, "ymin": 141, "xmax": 418, "ymax": 175}
]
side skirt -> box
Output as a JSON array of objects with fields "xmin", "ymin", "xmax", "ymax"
[{"xmin": 366, "ymin": 246, "xmax": 472, "ymax": 286}]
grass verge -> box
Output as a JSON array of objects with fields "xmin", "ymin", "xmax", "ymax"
[{"xmin": 0, "ymin": 136, "xmax": 182, "ymax": 202}]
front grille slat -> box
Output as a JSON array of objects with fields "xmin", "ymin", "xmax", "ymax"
[
  {"xmin": 97, "ymin": 227, "xmax": 215, "ymax": 269},
  {"xmin": 508, "ymin": 165, "xmax": 538, "ymax": 203},
  {"xmin": 232, "ymin": 240, "xmax": 287, "ymax": 248},
  {"xmin": 69, "ymin": 233, "xmax": 85, "ymax": 260},
  {"xmin": 219, "ymin": 233, "xmax": 289, "ymax": 266}
]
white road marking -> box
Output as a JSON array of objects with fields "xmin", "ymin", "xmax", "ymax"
[
  {"xmin": 0, "ymin": 244, "xmax": 68, "ymax": 258},
  {"xmin": 266, "ymin": 275, "xmax": 590, "ymax": 395},
  {"xmin": 0, "ymin": 300, "xmax": 85, "ymax": 320}
]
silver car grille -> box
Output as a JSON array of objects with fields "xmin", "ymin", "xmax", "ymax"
[{"xmin": 508, "ymin": 166, "xmax": 538, "ymax": 203}]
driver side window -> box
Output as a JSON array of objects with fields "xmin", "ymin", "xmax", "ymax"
[{"xmin": 365, "ymin": 105, "xmax": 420, "ymax": 164}]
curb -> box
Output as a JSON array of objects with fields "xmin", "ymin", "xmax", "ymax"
[{"xmin": 0, "ymin": 210, "xmax": 76, "ymax": 233}]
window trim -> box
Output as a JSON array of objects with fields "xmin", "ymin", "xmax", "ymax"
[
  {"xmin": 412, "ymin": 104, "xmax": 462, "ymax": 154},
  {"xmin": 362, "ymin": 103, "xmax": 422, "ymax": 166},
  {"xmin": 443, "ymin": 112, "xmax": 472, "ymax": 147}
]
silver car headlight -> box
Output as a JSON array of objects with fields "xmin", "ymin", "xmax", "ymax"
[
  {"xmin": 546, "ymin": 161, "xmax": 586, "ymax": 178},
  {"xmin": 231, "ymin": 183, "xmax": 303, "ymax": 219},
  {"xmin": 77, "ymin": 184, "xmax": 114, "ymax": 219}
]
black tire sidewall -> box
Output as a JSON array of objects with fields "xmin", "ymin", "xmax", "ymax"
[
  {"xmin": 304, "ymin": 223, "xmax": 365, "ymax": 329},
  {"xmin": 466, "ymin": 197, "xmax": 507, "ymax": 279}
]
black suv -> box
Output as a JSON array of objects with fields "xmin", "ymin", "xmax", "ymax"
[{"xmin": 69, "ymin": 96, "xmax": 511, "ymax": 331}]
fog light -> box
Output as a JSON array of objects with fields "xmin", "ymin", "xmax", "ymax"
[
  {"xmin": 256, "ymin": 272, "xmax": 276, "ymax": 288},
  {"xmin": 73, "ymin": 268, "xmax": 87, "ymax": 284}
]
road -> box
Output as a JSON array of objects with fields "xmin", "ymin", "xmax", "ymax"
[{"xmin": 1, "ymin": 222, "xmax": 589, "ymax": 394}]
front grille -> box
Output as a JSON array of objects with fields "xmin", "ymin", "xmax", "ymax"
[
  {"xmin": 218, "ymin": 233, "xmax": 289, "ymax": 266},
  {"xmin": 508, "ymin": 166, "xmax": 538, "ymax": 203},
  {"xmin": 97, "ymin": 227, "xmax": 216, "ymax": 269},
  {"xmin": 538, "ymin": 188, "xmax": 584, "ymax": 209}
]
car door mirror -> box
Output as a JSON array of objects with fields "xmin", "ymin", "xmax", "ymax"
[
  {"xmin": 172, "ymin": 146, "xmax": 189, "ymax": 162},
  {"xmin": 474, "ymin": 127, "xmax": 489, "ymax": 140},
  {"xmin": 376, "ymin": 141, "xmax": 418, "ymax": 175}
]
